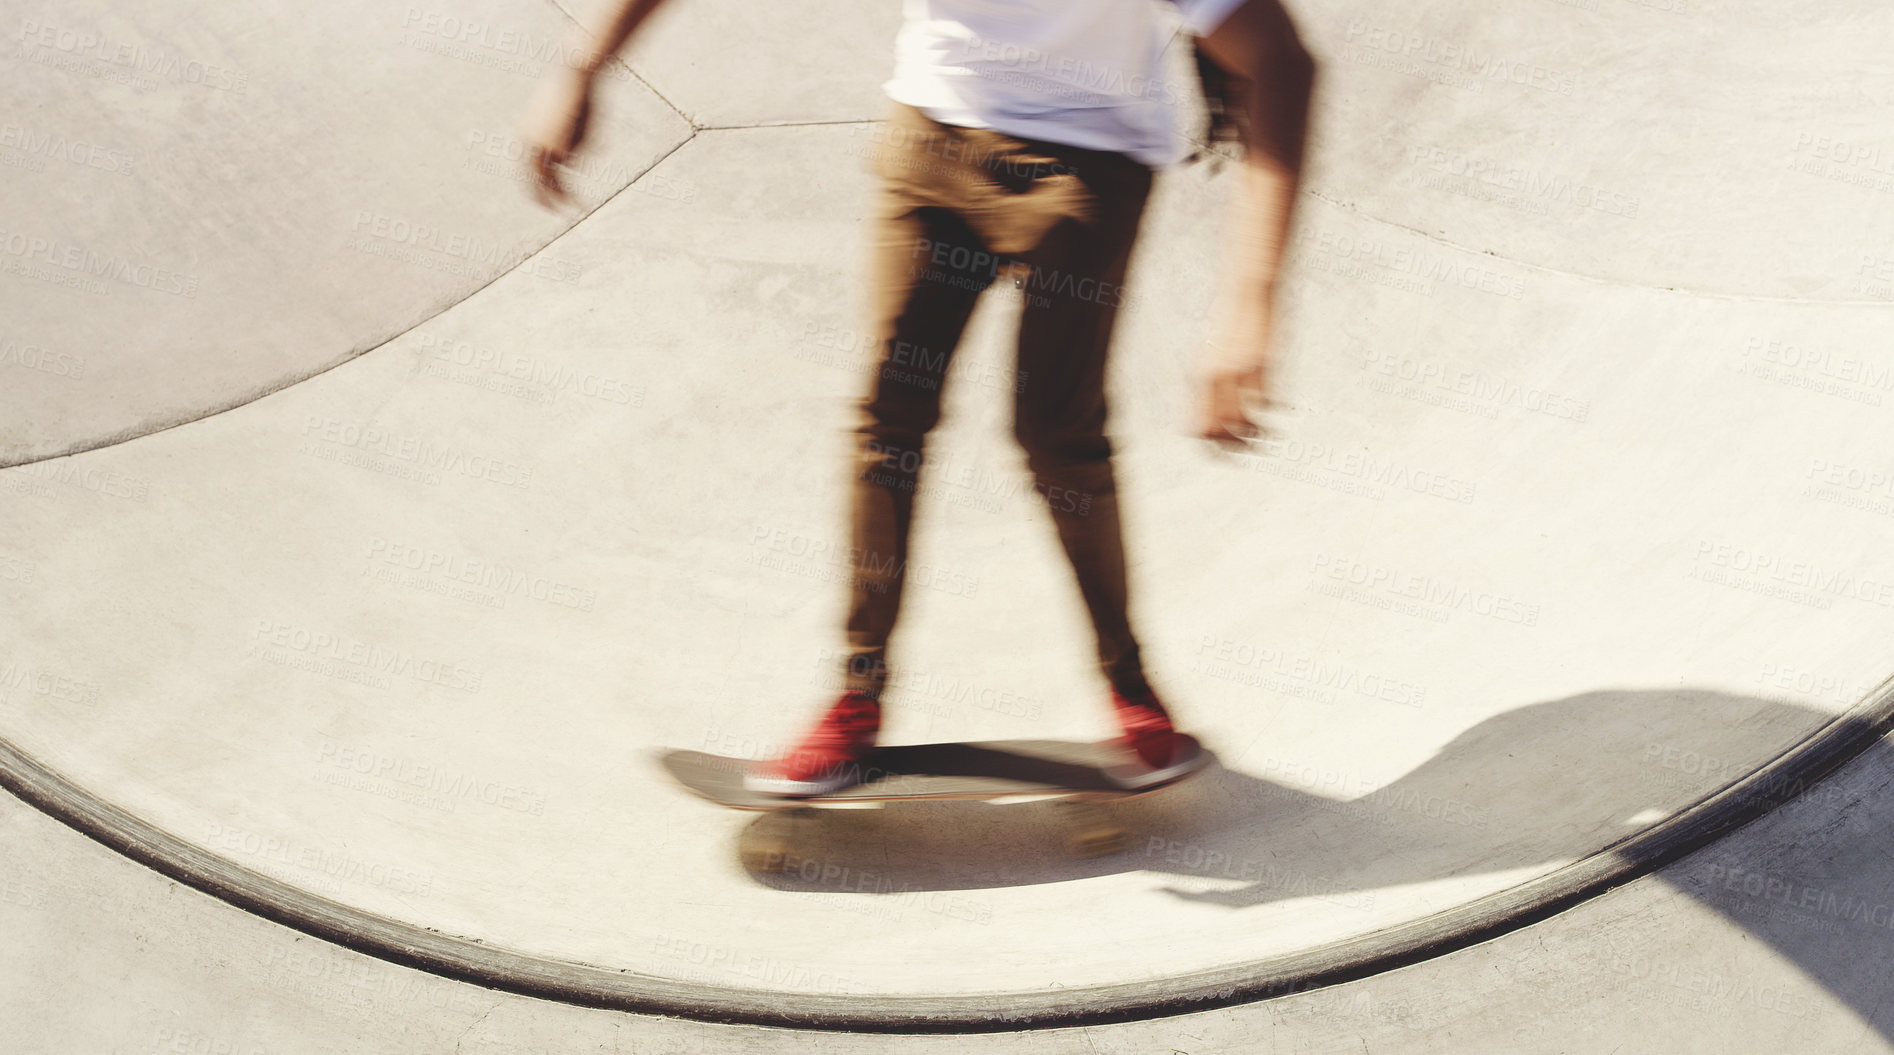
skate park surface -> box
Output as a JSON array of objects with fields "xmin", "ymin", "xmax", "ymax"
[{"xmin": 5, "ymin": 0, "xmax": 1894, "ymax": 1048}]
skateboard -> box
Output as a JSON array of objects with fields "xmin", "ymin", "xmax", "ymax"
[{"xmin": 658, "ymin": 735, "xmax": 1206, "ymax": 870}]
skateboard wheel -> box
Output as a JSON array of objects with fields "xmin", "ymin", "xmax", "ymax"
[
  {"xmin": 740, "ymin": 838, "xmax": 797, "ymax": 873},
  {"xmin": 1068, "ymin": 827, "xmax": 1129, "ymax": 858}
]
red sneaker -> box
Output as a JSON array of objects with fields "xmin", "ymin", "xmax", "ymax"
[
  {"xmin": 1108, "ymin": 688, "xmax": 1199, "ymax": 788},
  {"xmin": 744, "ymin": 691, "xmax": 883, "ymax": 796}
]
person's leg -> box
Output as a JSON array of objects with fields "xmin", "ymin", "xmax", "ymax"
[
  {"xmin": 843, "ymin": 182, "xmax": 993, "ymax": 699},
  {"xmin": 747, "ymin": 103, "xmax": 995, "ymax": 795},
  {"xmin": 959, "ymin": 133, "xmax": 1191, "ymax": 780},
  {"xmin": 1005, "ymin": 149, "xmax": 1156, "ymax": 702}
]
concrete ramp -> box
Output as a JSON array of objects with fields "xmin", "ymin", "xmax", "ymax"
[{"xmin": 4, "ymin": 0, "xmax": 1894, "ymax": 1034}]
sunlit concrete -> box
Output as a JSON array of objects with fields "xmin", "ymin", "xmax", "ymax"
[{"xmin": 3, "ymin": 0, "xmax": 1893, "ymax": 1035}]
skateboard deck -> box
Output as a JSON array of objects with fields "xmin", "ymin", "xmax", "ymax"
[
  {"xmin": 660, "ymin": 735, "xmax": 1205, "ymax": 810},
  {"xmin": 659, "ymin": 736, "xmax": 1206, "ymax": 865}
]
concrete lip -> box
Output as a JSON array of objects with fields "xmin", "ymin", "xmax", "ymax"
[{"xmin": 5, "ymin": 683, "xmax": 1891, "ymax": 1031}]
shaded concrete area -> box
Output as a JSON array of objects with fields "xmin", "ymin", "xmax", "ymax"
[{"xmin": 4, "ymin": 0, "xmax": 1894, "ymax": 1039}]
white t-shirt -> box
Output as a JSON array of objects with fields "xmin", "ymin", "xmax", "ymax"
[{"xmin": 884, "ymin": 0, "xmax": 1247, "ymax": 167}]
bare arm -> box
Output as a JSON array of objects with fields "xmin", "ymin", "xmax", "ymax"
[
  {"xmin": 571, "ymin": 0, "xmax": 673, "ymax": 79},
  {"xmin": 1191, "ymin": 0, "xmax": 1317, "ymax": 447},
  {"xmin": 523, "ymin": 0, "xmax": 677, "ymax": 208}
]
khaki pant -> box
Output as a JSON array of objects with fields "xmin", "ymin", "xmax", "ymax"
[{"xmin": 842, "ymin": 101, "xmax": 1156, "ymax": 702}]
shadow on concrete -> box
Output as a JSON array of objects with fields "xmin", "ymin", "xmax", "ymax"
[
  {"xmin": 746, "ymin": 688, "xmax": 1822, "ymax": 901},
  {"xmin": 740, "ymin": 685, "xmax": 1894, "ymax": 1035},
  {"xmin": 1665, "ymin": 731, "xmax": 1894, "ymax": 1040}
]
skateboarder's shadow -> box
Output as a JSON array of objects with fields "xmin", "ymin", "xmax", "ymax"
[
  {"xmin": 748, "ymin": 687, "xmax": 1894, "ymax": 1042},
  {"xmin": 1143, "ymin": 689, "xmax": 1894, "ymax": 1047},
  {"xmin": 1142, "ymin": 687, "xmax": 1839, "ymax": 907},
  {"xmin": 755, "ymin": 689, "xmax": 1820, "ymax": 901}
]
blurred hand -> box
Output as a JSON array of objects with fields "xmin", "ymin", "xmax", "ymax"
[
  {"xmin": 1199, "ymin": 354, "xmax": 1270, "ymax": 450},
  {"xmin": 523, "ymin": 74, "xmax": 593, "ymax": 210},
  {"xmin": 1196, "ymin": 297, "xmax": 1278, "ymax": 451}
]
